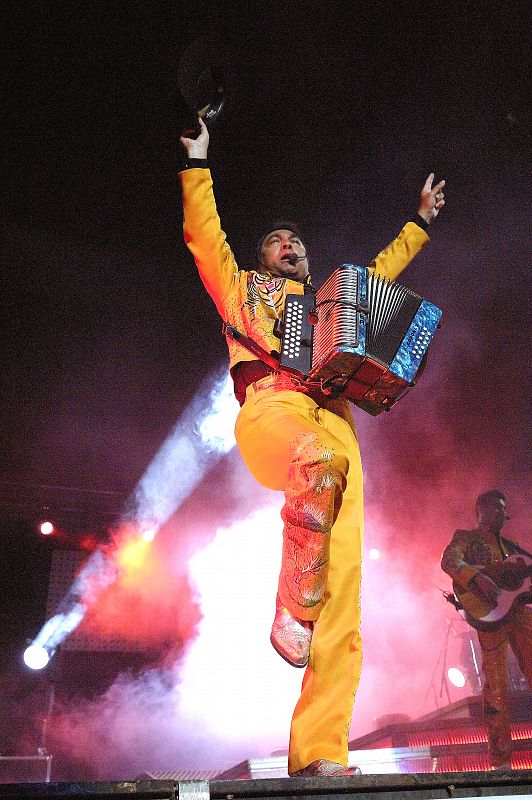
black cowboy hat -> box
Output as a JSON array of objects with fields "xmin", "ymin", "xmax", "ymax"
[{"xmin": 177, "ymin": 35, "xmax": 232, "ymax": 138}]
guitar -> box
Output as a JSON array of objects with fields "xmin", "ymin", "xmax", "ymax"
[{"xmin": 453, "ymin": 554, "xmax": 532, "ymax": 631}]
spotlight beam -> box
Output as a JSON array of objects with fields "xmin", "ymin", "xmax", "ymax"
[
  {"xmin": 26, "ymin": 366, "xmax": 239, "ymax": 662},
  {"xmin": 126, "ymin": 368, "xmax": 237, "ymax": 531}
]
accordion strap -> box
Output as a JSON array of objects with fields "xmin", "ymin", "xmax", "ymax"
[
  {"xmin": 222, "ymin": 321, "xmax": 327, "ymax": 392},
  {"xmin": 222, "ymin": 321, "xmax": 282, "ymax": 372}
]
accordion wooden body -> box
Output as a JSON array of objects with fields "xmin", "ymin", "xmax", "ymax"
[{"xmin": 279, "ymin": 264, "xmax": 442, "ymax": 415}]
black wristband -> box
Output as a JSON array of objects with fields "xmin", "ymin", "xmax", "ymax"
[
  {"xmin": 180, "ymin": 157, "xmax": 208, "ymax": 171},
  {"xmin": 411, "ymin": 212, "xmax": 429, "ymax": 231}
]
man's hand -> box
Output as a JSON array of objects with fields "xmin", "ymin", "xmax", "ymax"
[
  {"xmin": 471, "ymin": 572, "xmax": 499, "ymax": 603},
  {"xmin": 418, "ymin": 173, "xmax": 446, "ymax": 224},
  {"xmin": 180, "ymin": 117, "xmax": 209, "ymax": 160}
]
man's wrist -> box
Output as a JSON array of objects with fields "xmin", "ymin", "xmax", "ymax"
[{"xmin": 412, "ymin": 212, "xmax": 429, "ymax": 230}]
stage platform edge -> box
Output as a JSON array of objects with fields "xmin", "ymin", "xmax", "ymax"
[{"xmin": 0, "ymin": 770, "xmax": 531, "ymax": 800}]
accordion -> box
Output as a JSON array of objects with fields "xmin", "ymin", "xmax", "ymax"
[{"xmin": 279, "ymin": 264, "xmax": 442, "ymax": 415}]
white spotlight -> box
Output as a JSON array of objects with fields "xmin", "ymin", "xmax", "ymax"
[
  {"xmin": 131, "ymin": 368, "xmax": 238, "ymax": 529},
  {"xmin": 40, "ymin": 521, "xmax": 54, "ymax": 535},
  {"xmin": 447, "ymin": 666, "xmax": 466, "ymax": 688},
  {"xmin": 23, "ymin": 644, "xmax": 51, "ymax": 670},
  {"xmin": 369, "ymin": 548, "xmax": 380, "ymax": 560}
]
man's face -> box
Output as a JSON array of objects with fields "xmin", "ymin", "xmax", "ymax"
[
  {"xmin": 478, "ymin": 496, "xmax": 507, "ymax": 533},
  {"xmin": 258, "ymin": 229, "xmax": 309, "ymax": 281}
]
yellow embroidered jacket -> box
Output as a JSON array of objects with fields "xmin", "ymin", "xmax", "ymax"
[{"xmin": 180, "ymin": 167, "xmax": 430, "ymax": 372}]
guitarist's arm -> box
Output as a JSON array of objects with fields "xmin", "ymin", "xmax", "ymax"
[
  {"xmin": 441, "ymin": 530, "xmax": 483, "ymax": 589},
  {"xmin": 471, "ymin": 572, "xmax": 499, "ymax": 602},
  {"xmin": 441, "ymin": 529, "xmax": 498, "ymax": 601}
]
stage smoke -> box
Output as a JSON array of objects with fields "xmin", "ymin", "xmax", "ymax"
[{"xmin": 28, "ymin": 368, "xmax": 239, "ymax": 659}]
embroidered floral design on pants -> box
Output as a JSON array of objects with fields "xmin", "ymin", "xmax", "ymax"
[{"xmin": 279, "ymin": 432, "xmax": 345, "ymax": 609}]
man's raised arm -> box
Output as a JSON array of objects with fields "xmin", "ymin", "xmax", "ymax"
[
  {"xmin": 179, "ymin": 119, "xmax": 238, "ymax": 313},
  {"xmin": 369, "ymin": 173, "xmax": 446, "ymax": 281}
]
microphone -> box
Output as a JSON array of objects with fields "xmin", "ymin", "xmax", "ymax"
[{"xmin": 287, "ymin": 252, "xmax": 306, "ymax": 266}]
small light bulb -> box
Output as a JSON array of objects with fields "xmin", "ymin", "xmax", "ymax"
[
  {"xmin": 24, "ymin": 644, "xmax": 50, "ymax": 670},
  {"xmin": 447, "ymin": 667, "xmax": 466, "ymax": 688},
  {"xmin": 40, "ymin": 521, "xmax": 54, "ymax": 535}
]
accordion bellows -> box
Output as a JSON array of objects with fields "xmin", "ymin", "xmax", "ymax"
[{"xmin": 279, "ymin": 264, "xmax": 442, "ymax": 415}]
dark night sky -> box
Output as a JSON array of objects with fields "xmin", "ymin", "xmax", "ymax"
[
  {"xmin": 2, "ymin": 1, "xmax": 529, "ymax": 482},
  {"xmin": 0, "ymin": 0, "xmax": 531, "ymax": 776}
]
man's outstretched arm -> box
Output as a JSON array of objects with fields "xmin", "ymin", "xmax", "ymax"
[{"xmin": 370, "ymin": 173, "xmax": 446, "ymax": 281}]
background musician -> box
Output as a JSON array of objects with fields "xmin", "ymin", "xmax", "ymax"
[
  {"xmin": 180, "ymin": 117, "xmax": 445, "ymax": 777},
  {"xmin": 441, "ymin": 489, "xmax": 532, "ymax": 770}
]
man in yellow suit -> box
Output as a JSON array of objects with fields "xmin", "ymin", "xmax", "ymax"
[{"xmin": 180, "ymin": 118, "xmax": 445, "ymax": 776}]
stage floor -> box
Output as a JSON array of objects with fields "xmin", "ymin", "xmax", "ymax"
[{"xmin": 0, "ymin": 770, "xmax": 531, "ymax": 800}]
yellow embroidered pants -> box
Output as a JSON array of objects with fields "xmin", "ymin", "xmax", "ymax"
[
  {"xmin": 477, "ymin": 605, "xmax": 532, "ymax": 766},
  {"xmin": 234, "ymin": 381, "xmax": 363, "ymax": 773}
]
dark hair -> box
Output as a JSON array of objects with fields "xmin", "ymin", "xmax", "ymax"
[
  {"xmin": 255, "ymin": 220, "xmax": 307, "ymax": 265},
  {"xmin": 476, "ymin": 489, "xmax": 506, "ymax": 513}
]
